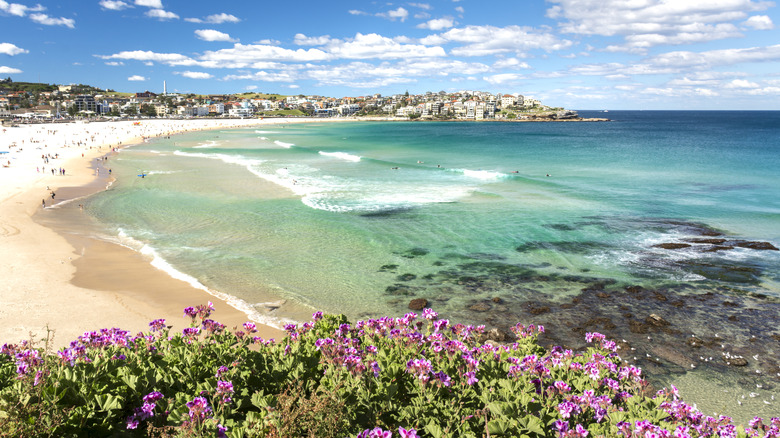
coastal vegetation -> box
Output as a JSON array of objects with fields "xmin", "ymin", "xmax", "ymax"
[{"xmin": 1, "ymin": 304, "xmax": 776, "ymax": 437}]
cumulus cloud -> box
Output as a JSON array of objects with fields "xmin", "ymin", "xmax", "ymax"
[
  {"xmin": 99, "ymin": 50, "xmax": 194, "ymax": 65},
  {"xmin": 483, "ymin": 73, "xmax": 525, "ymax": 84},
  {"xmin": 195, "ymin": 29, "xmax": 237, "ymax": 42},
  {"xmin": 294, "ymin": 34, "xmax": 333, "ymax": 46},
  {"xmin": 744, "ymin": 15, "xmax": 773, "ymax": 29},
  {"xmin": 134, "ymin": 0, "xmax": 162, "ymax": 8},
  {"xmin": 99, "ymin": 0, "xmax": 131, "ymax": 10},
  {"xmin": 493, "ymin": 58, "xmax": 531, "ymax": 69},
  {"xmin": 724, "ymin": 78, "xmax": 760, "ymax": 88},
  {"xmin": 325, "ymin": 33, "xmax": 445, "ymax": 59},
  {"xmin": 199, "ymin": 43, "xmax": 330, "ymax": 66},
  {"xmin": 546, "ymin": 0, "xmax": 772, "ymax": 51},
  {"xmin": 424, "ymin": 25, "xmax": 573, "ymax": 56},
  {"xmin": 185, "ymin": 13, "xmax": 240, "ymax": 24},
  {"xmin": 146, "ymin": 9, "xmax": 178, "ymax": 20},
  {"xmin": 417, "ymin": 17, "xmax": 455, "ymax": 30},
  {"xmin": 0, "ymin": 0, "xmax": 44, "ymax": 16},
  {"xmin": 175, "ymin": 71, "xmax": 213, "ymax": 79},
  {"xmin": 222, "ymin": 70, "xmax": 298, "ymax": 82},
  {"xmin": 29, "ymin": 13, "xmax": 75, "ymax": 28},
  {"xmin": 378, "ymin": 7, "xmax": 408, "ymax": 22},
  {"xmin": 0, "ymin": 66, "xmax": 22, "ymax": 74},
  {"xmin": 0, "ymin": 42, "xmax": 27, "ymax": 55},
  {"xmin": 127, "ymin": 75, "xmax": 147, "ymax": 81}
]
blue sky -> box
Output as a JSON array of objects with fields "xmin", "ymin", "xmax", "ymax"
[{"xmin": 1, "ymin": 0, "xmax": 779, "ymax": 109}]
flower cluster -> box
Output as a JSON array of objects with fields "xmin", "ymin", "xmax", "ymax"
[{"xmin": 126, "ymin": 391, "xmax": 165, "ymax": 430}]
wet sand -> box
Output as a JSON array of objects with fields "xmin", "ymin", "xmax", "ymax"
[{"xmin": 0, "ymin": 119, "xmax": 287, "ymax": 349}]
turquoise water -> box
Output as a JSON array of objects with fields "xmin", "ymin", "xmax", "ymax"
[{"xmin": 85, "ymin": 112, "xmax": 780, "ymax": 419}]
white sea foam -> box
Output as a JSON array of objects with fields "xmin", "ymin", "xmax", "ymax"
[
  {"xmin": 273, "ymin": 141, "xmax": 294, "ymax": 148},
  {"xmin": 318, "ymin": 151, "xmax": 361, "ymax": 162},
  {"xmin": 193, "ymin": 140, "xmax": 220, "ymax": 149},
  {"xmin": 255, "ymin": 130, "xmax": 279, "ymax": 134},
  {"xmin": 460, "ymin": 169, "xmax": 506, "ymax": 180},
  {"xmin": 113, "ymin": 228, "xmax": 293, "ymax": 329}
]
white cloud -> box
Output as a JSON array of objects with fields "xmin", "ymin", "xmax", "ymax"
[
  {"xmin": 199, "ymin": 43, "xmax": 330, "ymax": 66},
  {"xmin": 175, "ymin": 71, "xmax": 213, "ymax": 79},
  {"xmin": 325, "ymin": 33, "xmax": 445, "ymax": 59},
  {"xmin": 455, "ymin": 6, "xmax": 464, "ymax": 14},
  {"xmin": 100, "ymin": 50, "xmax": 194, "ymax": 64},
  {"xmin": 0, "ymin": 0, "xmax": 44, "ymax": 17},
  {"xmin": 348, "ymin": 10, "xmax": 367, "ymax": 16},
  {"xmin": 127, "ymin": 75, "xmax": 147, "ymax": 81},
  {"xmin": 99, "ymin": 0, "xmax": 131, "ymax": 10},
  {"xmin": 185, "ymin": 13, "xmax": 240, "ymax": 24},
  {"xmin": 425, "ymin": 25, "xmax": 573, "ymax": 56},
  {"xmin": 483, "ymin": 73, "xmax": 525, "ymax": 84},
  {"xmin": 195, "ymin": 29, "xmax": 237, "ymax": 42},
  {"xmin": 105, "ymin": 61, "xmax": 124, "ymax": 66},
  {"xmin": 409, "ymin": 3, "xmax": 431, "ymax": 10},
  {"xmin": 145, "ymin": 8, "xmax": 178, "ymax": 20},
  {"xmin": 0, "ymin": 66, "xmax": 22, "ymax": 74},
  {"xmin": 222, "ymin": 70, "xmax": 298, "ymax": 82},
  {"xmin": 547, "ymin": 0, "xmax": 772, "ymax": 51},
  {"xmin": 245, "ymin": 85, "xmax": 257, "ymax": 90},
  {"xmin": 134, "ymin": 0, "xmax": 162, "ymax": 8},
  {"xmin": 0, "ymin": 42, "xmax": 27, "ymax": 55},
  {"xmin": 724, "ymin": 79, "xmax": 760, "ymax": 88},
  {"xmin": 743, "ymin": 15, "xmax": 773, "ymax": 29},
  {"xmin": 492, "ymin": 58, "xmax": 531, "ymax": 69},
  {"xmin": 378, "ymin": 7, "xmax": 408, "ymax": 22},
  {"xmin": 417, "ymin": 17, "xmax": 455, "ymax": 30},
  {"xmin": 29, "ymin": 13, "xmax": 75, "ymax": 28},
  {"xmin": 294, "ymin": 34, "xmax": 333, "ymax": 46}
]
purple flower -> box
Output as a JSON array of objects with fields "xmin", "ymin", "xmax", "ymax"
[
  {"xmin": 217, "ymin": 424, "xmax": 228, "ymax": 438},
  {"xmin": 463, "ymin": 371, "xmax": 479, "ymax": 386},
  {"xmin": 149, "ymin": 319, "xmax": 167, "ymax": 332},
  {"xmin": 143, "ymin": 391, "xmax": 164, "ymax": 403},
  {"xmin": 243, "ymin": 322, "xmax": 257, "ymax": 333},
  {"xmin": 126, "ymin": 417, "xmax": 139, "ymax": 429},
  {"xmin": 398, "ymin": 427, "xmax": 419, "ymax": 438},
  {"xmin": 423, "ymin": 308, "xmax": 438, "ymax": 320},
  {"xmin": 215, "ymin": 365, "xmax": 229, "ymax": 378},
  {"xmin": 312, "ymin": 311, "xmax": 324, "ymax": 321},
  {"xmin": 183, "ymin": 306, "xmax": 197, "ymax": 318},
  {"xmin": 186, "ymin": 396, "xmax": 212, "ymax": 422}
]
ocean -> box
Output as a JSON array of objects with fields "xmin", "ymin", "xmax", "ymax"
[{"xmin": 85, "ymin": 111, "xmax": 779, "ymax": 421}]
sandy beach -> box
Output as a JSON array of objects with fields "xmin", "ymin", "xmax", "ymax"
[{"xmin": 0, "ymin": 118, "xmax": 316, "ymax": 349}]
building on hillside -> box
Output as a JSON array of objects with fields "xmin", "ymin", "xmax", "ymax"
[{"xmin": 74, "ymin": 95, "xmax": 98, "ymax": 114}]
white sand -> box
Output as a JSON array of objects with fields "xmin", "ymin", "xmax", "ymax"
[{"xmin": 0, "ymin": 118, "xmax": 306, "ymax": 348}]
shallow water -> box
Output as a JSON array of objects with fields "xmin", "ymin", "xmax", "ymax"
[{"xmin": 84, "ymin": 112, "xmax": 780, "ymax": 422}]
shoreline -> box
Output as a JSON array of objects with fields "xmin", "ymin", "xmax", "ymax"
[{"xmin": 0, "ymin": 119, "xmax": 300, "ymax": 349}]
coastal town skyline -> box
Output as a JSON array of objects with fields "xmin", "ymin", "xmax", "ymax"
[{"xmin": 1, "ymin": 0, "xmax": 780, "ymax": 110}]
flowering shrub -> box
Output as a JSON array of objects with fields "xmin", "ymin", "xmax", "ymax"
[{"xmin": 0, "ymin": 304, "xmax": 777, "ymax": 437}]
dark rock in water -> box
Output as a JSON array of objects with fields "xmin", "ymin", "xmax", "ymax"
[
  {"xmin": 397, "ymin": 273, "xmax": 417, "ymax": 281},
  {"xmin": 596, "ymin": 292, "xmax": 609, "ymax": 299},
  {"xmin": 408, "ymin": 298, "xmax": 428, "ymax": 310},
  {"xmin": 491, "ymin": 297, "xmax": 502, "ymax": 303},
  {"xmin": 685, "ymin": 238, "xmax": 728, "ymax": 244},
  {"xmin": 687, "ymin": 336, "xmax": 705, "ymax": 348},
  {"xmin": 528, "ymin": 305, "xmax": 551, "ymax": 315},
  {"xmin": 646, "ymin": 313, "xmax": 670, "ymax": 327},
  {"xmin": 628, "ymin": 319, "xmax": 649, "ymax": 334},
  {"xmin": 734, "ymin": 241, "xmax": 779, "ymax": 251},
  {"xmin": 702, "ymin": 245, "xmax": 735, "ymax": 252},
  {"xmin": 468, "ymin": 302, "xmax": 491, "ymax": 312},
  {"xmin": 486, "ymin": 328, "xmax": 509, "ymax": 342},
  {"xmin": 654, "ymin": 243, "xmax": 692, "ymax": 250},
  {"xmin": 679, "ymin": 261, "xmax": 761, "ymax": 284},
  {"xmin": 385, "ymin": 284, "xmax": 412, "ymax": 296},
  {"xmin": 405, "ymin": 247, "xmax": 430, "ymax": 257},
  {"xmin": 723, "ymin": 356, "xmax": 748, "ymax": 367},
  {"xmin": 432, "ymin": 261, "xmax": 445, "ymax": 266},
  {"xmin": 653, "ymin": 291, "xmax": 668, "ymax": 302},
  {"xmin": 379, "ymin": 264, "xmax": 399, "ymax": 272},
  {"xmin": 544, "ymin": 223, "xmax": 577, "ymax": 231}
]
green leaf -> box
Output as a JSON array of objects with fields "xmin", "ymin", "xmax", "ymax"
[{"xmin": 425, "ymin": 422, "xmax": 445, "ymax": 438}]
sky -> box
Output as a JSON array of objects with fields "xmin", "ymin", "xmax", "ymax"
[{"xmin": 1, "ymin": 0, "xmax": 779, "ymax": 109}]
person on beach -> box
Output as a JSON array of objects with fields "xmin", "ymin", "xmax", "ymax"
[{"xmin": 42, "ymin": 199, "xmax": 45, "ymax": 208}]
